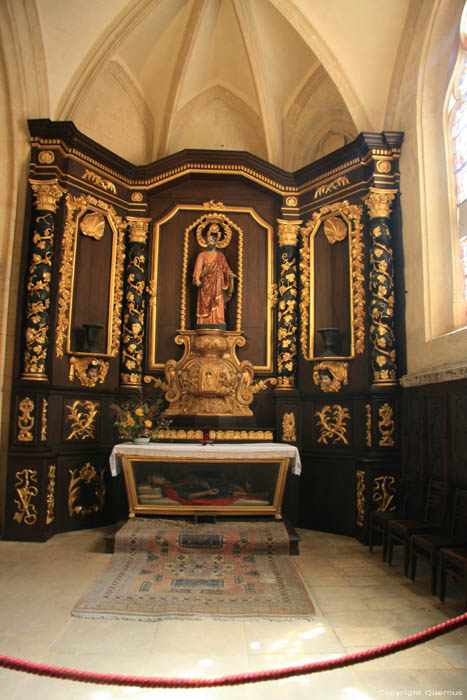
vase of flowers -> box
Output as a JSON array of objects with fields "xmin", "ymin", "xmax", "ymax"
[{"xmin": 112, "ymin": 396, "xmax": 171, "ymax": 443}]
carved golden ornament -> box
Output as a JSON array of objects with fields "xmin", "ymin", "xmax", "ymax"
[
  {"xmin": 365, "ymin": 403, "xmax": 372, "ymax": 447},
  {"xmin": 276, "ymin": 252, "xmax": 298, "ymax": 384},
  {"xmin": 68, "ymin": 463, "xmax": 105, "ymax": 517},
  {"xmin": 65, "ymin": 400, "xmax": 99, "ymax": 440},
  {"xmin": 56, "ymin": 193, "xmax": 126, "ymax": 358},
  {"xmin": 144, "ymin": 375, "xmax": 168, "ymax": 392},
  {"xmin": 376, "ymin": 159, "xmax": 391, "ymax": 174},
  {"xmin": 314, "ymin": 176, "xmax": 350, "ymax": 199},
  {"xmin": 268, "ymin": 283, "xmax": 279, "ymax": 307},
  {"xmin": 13, "ymin": 469, "xmax": 38, "ymax": 525},
  {"xmin": 29, "ymin": 178, "xmax": 65, "ymax": 212},
  {"xmin": 373, "ymin": 475, "xmax": 396, "ymax": 512},
  {"xmin": 17, "ymin": 397, "xmax": 35, "ymax": 442},
  {"xmin": 68, "ymin": 356, "xmax": 109, "ymax": 387},
  {"xmin": 313, "ymin": 361, "xmax": 348, "ymax": 392},
  {"xmin": 285, "ymin": 196, "xmax": 298, "ymax": 207},
  {"xmin": 195, "ymin": 214, "xmax": 232, "ymax": 248},
  {"xmin": 38, "ymin": 150, "xmax": 55, "ymax": 164},
  {"xmin": 356, "ymin": 469, "xmax": 365, "ymax": 527},
  {"xmin": 127, "ymin": 216, "xmax": 151, "ymax": 243},
  {"xmin": 276, "ymin": 375, "xmax": 296, "ymax": 390},
  {"xmin": 131, "ymin": 192, "xmax": 143, "ymax": 202},
  {"xmin": 324, "ymin": 217, "xmax": 347, "ymax": 244},
  {"xmin": 45, "ymin": 465, "xmax": 56, "ymax": 525},
  {"xmin": 277, "ymin": 220, "xmax": 301, "ymax": 247},
  {"xmin": 163, "ymin": 330, "xmax": 257, "ymax": 416},
  {"xmin": 315, "ymin": 404, "xmax": 350, "ymax": 445},
  {"xmin": 363, "ymin": 189, "xmax": 396, "ymax": 219},
  {"xmin": 378, "ymin": 403, "xmax": 395, "ymax": 447},
  {"xmin": 300, "ymin": 202, "xmax": 365, "ymax": 359},
  {"xmin": 203, "ymin": 200, "xmax": 225, "ymax": 209},
  {"xmin": 41, "ymin": 399, "xmax": 48, "ymax": 442},
  {"xmin": 155, "ymin": 428, "xmax": 274, "ymax": 441},
  {"xmin": 251, "ymin": 377, "xmax": 278, "ymax": 394},
  {"xmin": 80, "ymin": 212, "xmax": 105, "ymax": 240},
  {"xmin": 282, "ymin": 411, "xmax": 297, "ymax": 442},
  {"xmin": 82, "ymin": 169, "xmax": 117, "ymax": 194}
]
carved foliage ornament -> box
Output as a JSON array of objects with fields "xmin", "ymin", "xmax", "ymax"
[
  {"xmin": 356, "ymin": 469, "xmax": 365, "ymax": 527},
  {"xmin": 13, "ymin": 469, "xmax": 39, "ymax": 525},
  {"xmin": 68, "ymin": 463, "xmax": 106, "ymax": 517},
  {"xmin": 82, "ymin": 169, "xmax": 117, "ymax": 194},
  {"xmin": 17, "ymin": 397, "xmax": 34, "ymax": 442},
  {"xmin": 373, "ymin": 475, "xmax": 396, "ymax": 512},
  {"xmin": 315, "ymin": 404, "xmax": 350, "ymax": 445},
  {"xmin": 276, "ymin": 220, "xmax": 301, "ymax": 389},
  {"xmin": 65, "ymin": 400, "xmax": 99, "ymax": 440},
  {"xmin": 378, "ymin": 402, "xmax": 396, "ymax": 447},
  {"xmin": 313, "ymin": 361, "xmax": 348, "ymax": 392},
  {"xmin": 314, "ymin": 176, "xmax": 350, "ymax": 200},
  {"xmin": 56, "ymin": 193, "xmax": 126, "ymax": 359},
  {"xmin": 46, "ymin": 465, "xmax": 56, "ymax": 525},
  {"xmin": 300, "ymin": 202, "xmax": 365, "ymax": 361},
  {"xmin": 282, "ymin": 411, "xmax": 297, "ymax": 443}
]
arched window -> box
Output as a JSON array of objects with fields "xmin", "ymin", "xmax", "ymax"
[{"xmin": 445, "ymin": 3, "xmax": 467, "ymax": 325}]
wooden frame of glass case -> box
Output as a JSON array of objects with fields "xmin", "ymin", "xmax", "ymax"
[{"xmin": 120, "ymin": 454, "xmax": 290, "ymax": 520}]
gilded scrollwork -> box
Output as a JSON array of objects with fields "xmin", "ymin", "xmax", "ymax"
[
  {"xmin": 313, "ymin": 361, "xmax": 348, "ymax": 392},
  {"xmin": 56, "ymin": 193, "xmax": 126, "ymax": 359},
  {"xmin": 276, "ymin": 220, "xmax": 300, "ymax": 390},
  {"xmin": 69, "ymin": 356, "xmax": 109, "ymax": 387},
  {"xmin": 68, "ymin": 463, "xmax": 106, "ymax": 517},
  {"xmin": 378, "ymin": 402, "xmax": 395, "ymax": 447},
  {"xmin": 372, "ymin": 475, "xmax": 396, "ymax": 512},
  {"xmin": 41, "ymin": 399, "xmax": 48, "ymax": 442},
  {"xmin": 17, "ymin": 397, "xmax": 35, "ymax": 442},
  {"xmin": 155, "ymin": 428, "xmax": 274, "ymax": 441},
  {"xmin": 282, "ymin": 411, "xmax": 297, "ymax": 442},
  {"xmin": 315, "ymin": 404, "xmax": 350, "ymax": 445},
  {"xmin": 251, "ymin": 377, "xmax": 278, "ymax": 394},
  {"xmin": 314, "ymin": 176, "xmax": 350, "ymax": 199},
  {"xmin": 82, "ymin": 169, "xmax": 117, "ymax": 194},
  {"xmin": 121, "ymin": 218, "xmax": 150, "ymax": 386},
  {"xmin": 45, "ymin": 464, "xmax": 56, "ymax": 525},
  {"xmin": 365, "ymin": 403, "xmax": 372, "ymax": 447},
  {"xmin": 356, "ymin": 469, "xmax": 365, "ymax": 527},
  {"xmin": 65, "ymin": 400, "xmax": 99, "ymax": 440},
  {"xmin": 13, "ymin": 469, "xmax": 39, "ymax": 525},
  {"xmin": 300, "ymin": 202, "xmax": 365, "ymax": 361}
]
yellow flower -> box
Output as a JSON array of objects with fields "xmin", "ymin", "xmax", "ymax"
[
  {"xmin": 127, "ymin": 416, "xmax": 135, "ymax": 426},
  {"xmin": 134, "ymin": 407, "xmax": 144, "ymax": 416},
  {"xmin": 144, "ymin": 420, "xmax": 152, "ymax": 428}
]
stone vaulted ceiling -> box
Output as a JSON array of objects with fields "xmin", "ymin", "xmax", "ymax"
[{"xmin": 33, "ymin": 0, "xmax": 411, "ymax": 169}]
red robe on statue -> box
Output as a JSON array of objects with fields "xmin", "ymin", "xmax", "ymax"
[{"xmin": 193, "ymin": 249, "xmax": 234, "ymax": 326}]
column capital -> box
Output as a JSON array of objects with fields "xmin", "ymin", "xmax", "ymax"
[
  {"xmin": 276, "ymin": 219, "xmax": 302, "ymax": 247},
  {"xmin": 362, "ymin": 189, "xmax": 397, "ymax": 220},
  {"xmin": 29, "ymin": 179, "xmax": 65, "ymax": 213},
  {"xmin": 126, "ymin": 217, "xmax": 152, "ymax": 244}
]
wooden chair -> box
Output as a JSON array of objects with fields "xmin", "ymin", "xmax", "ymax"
[
  {"xmin": 386, "ymin": 478, "xmax": 450, "ymax": 576},
  {"xmin": 368, "ymin": 475, "xmax": 420, "ymax": 562},
  {"xmin": 438, "ymin": 546, "xmax": 467, "ymax": 611},
  {"xmin": 408, "ymin": 488, "xmax": 467, "ymax": 594}
]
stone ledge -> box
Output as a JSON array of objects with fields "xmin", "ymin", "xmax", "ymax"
[{"xmin": 400, "ymin": 363, "xmax": 467, "ymax": 387}]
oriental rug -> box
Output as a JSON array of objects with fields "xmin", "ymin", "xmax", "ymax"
[{"xmin": 72, "ymin": 518, "xmax": 315, "ymax": 621}]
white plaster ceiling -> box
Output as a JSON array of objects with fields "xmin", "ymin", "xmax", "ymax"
[{"xmin": 33, "ymin": 0, "xmax": 412, "ymax": 168}]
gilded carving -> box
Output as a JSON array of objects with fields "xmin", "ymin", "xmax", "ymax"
[
  {"xmin": 163, "ymin": 331, "xmax": 257, "ymax": 416},
  {"xmin": 69, "ymin": 356, "xmax": 109, "ymax": 387},
  {"xmin": 131, "ymin": 192, "xmax": 143, "ymax": 202},
  {"xmin": 45, "ymin": 464, "xmax": 56, "ymax": 525},
  {"xmin": 276, "ymin": 220, "xmax": 300, "ymax": 390},
  {"xmin": 29, "ymin": 178, "xmax": 65, "ymax": 212},
  {"xmin": 38, "ymin": 150, "xmax": 55, "ymax": 164},
  {"xmin": 17, "ymin": 397, "xmax": 34, "ymax": 442},
  {"xmin": 363, "ymin": 189, "xmax": 396, "ymax": 219},
  {"xmin": 268, "ymin": 283, "xmax": 279, "ymax": 307},
  {"xmin": 313, "ymin": 361, "xmax": 348, "ymax": 392},
  {"xmin": 356, "ymin": 469, "xmax": 365, "ymax": 527},
  {"xmin": 277, "ymin": 219, "xmax": 301, "ymax": 247},
  {"xmin": 68, "ymin": 463, "xmax": 106, "ymax": 517},
  {"xmin": 13, "ymin": 469, "xmax": 39, "ymax": 525},
  {"xmin": 156, "ymin": 428, "xmax": 274, "ymax": 441},
  {"xmin": 365, "ymin": 403, "xmax": 372, "ymax": 447},
  {"xmin": 378, "ymin": 402, "xmax": 395, "ymax": 447},
  {"xmin": 251, "ymin": 377, "xmax": 278, "ymax": 394},
  {"xmin": 285, "ymin": 196, "xmax": 298, "ymax": 207},
  {"xmin": 41, "ymin": 399, "xmax": 48, "ymax": 442},
  {"xmin": 314, "ymin": 176, "xmax": 350, "ymax": 199},
  {"xmin": 203, "ymin": 200, "xmax": 225, "ymax": 209},
  {"xmin": 80, "ymin": 212, "xmax": 105, "ymax": 240},
  {"xmin": 323, "ymin": 217, "xmax": 347, "ymax": 244},
  {"xmin": 65, "ymin": 400, "xmax": 99, "ymax": 440},
  {"xmin": 121, "ymin": 218, "xmax": 150, "ymax": 386},
  {"xmin": 82, "ymin": 169, "xmax": 117, "ymax": 194},
  {"xmin": 315, "ymin": 404, "xmax": 350, "ymax": 445},
  {"xmin": 282, "ymin": 411, "xmax": 297, "ymax": 442},
  {"xmin": 300, "ymin": 202, "xmax": 365, "ymax": 360},
  {"xmin": 373, "ymin": 475, "xmax": 396, "ymax": 512},
  {"xmin": 376, "ymin": 159, "xmax": 391, "ymax": 174},
  {"xmin": 56, "ymin": 193, "xmax": 126, "ymax": 359}
]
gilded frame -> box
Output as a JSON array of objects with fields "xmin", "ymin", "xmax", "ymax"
[
  {"xmin": 55, "ymin": 193, "xmax": 126, "ymax": 358},
  {"xmin": 147, "ymin": 204, "xmax": 275, "ymax": 373},
  {"xmin": 121, "ymin": 454, "xmax": 290, "ymax": 520},
  {"xmin": 300, "ymin": 201, "xmax": 365, "ymax": 360}
]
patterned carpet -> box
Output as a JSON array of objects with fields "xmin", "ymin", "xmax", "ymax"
[{"xmin": 72, "ymin": 518, "xmax": 315, "ymax": 621}]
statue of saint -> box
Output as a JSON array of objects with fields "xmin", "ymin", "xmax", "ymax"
[{"xmin": 193, "ymin": 224, "xmax": 236, "ymax": 330}]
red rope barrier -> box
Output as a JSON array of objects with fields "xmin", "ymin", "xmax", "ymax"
[{"xmin": 1, "ymin": 612, "xmax": 466, "ymax": 689}]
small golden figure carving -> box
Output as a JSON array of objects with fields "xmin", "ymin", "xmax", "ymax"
[
  {"xmin": 378, "ymin": 403, "xmax": 395, "ymax": 446},
  {"xmin": 313, "ymin": 361, "xmax": 348, "ymax": 392},
  {"xmin": 69, "ymin": 356, "xmax": 109, "ymax": 387},
  {"xmin": 282, "ymin": 411, "xmax": 297, "ymax": 442}
]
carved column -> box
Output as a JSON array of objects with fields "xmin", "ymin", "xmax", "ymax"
[
  {"xmin": 275, "ymin": 220, "xmax": 301, "ymax": 390},
  {"xmin": 363, "ymin": 189, "xmax": 398, "ymax": 387},
  {"xmin": 21, "ymin": 179, "xmax": 65, "ymax": 380},
  {"xmin": 120, "ymin": 217, "xmax": 151, "ymax": 387}
]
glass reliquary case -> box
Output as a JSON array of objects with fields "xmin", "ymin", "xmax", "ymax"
[{"xmin": 120, "ymin": 455, "xmax": 290, "ymax": 519}]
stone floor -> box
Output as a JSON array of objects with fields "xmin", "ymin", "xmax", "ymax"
[{"xmin": 0, "ymin": 525, "xmax": 465, "ymax": 700}]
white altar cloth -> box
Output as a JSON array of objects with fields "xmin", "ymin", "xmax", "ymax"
[{"xmin": 109, "ymin": 442, "xmax": 301, "ymax": 477}]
